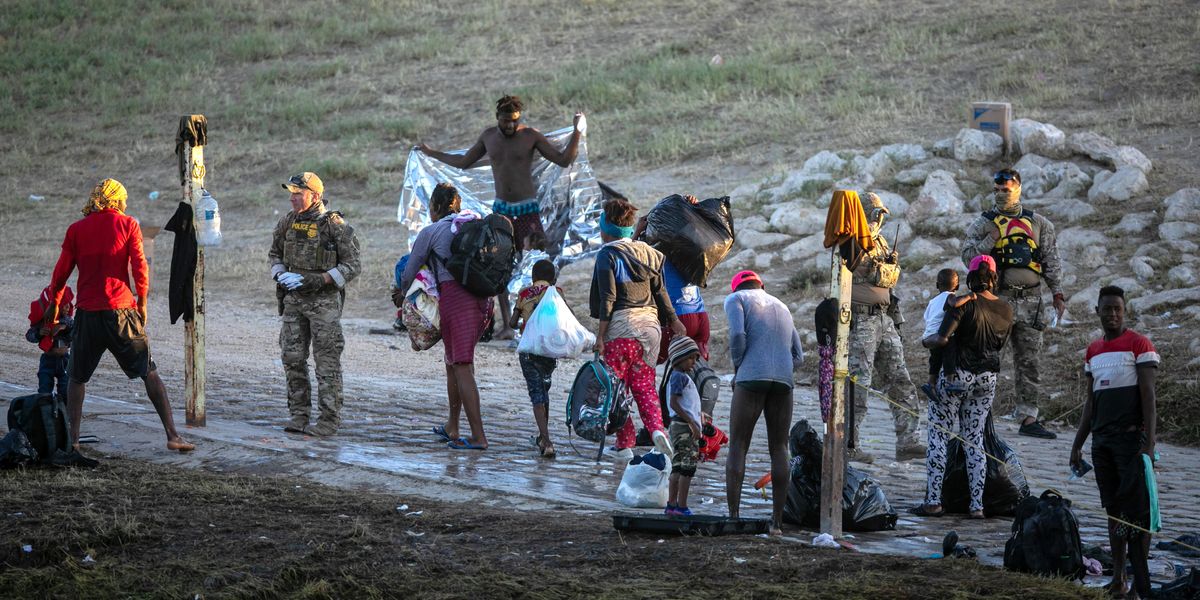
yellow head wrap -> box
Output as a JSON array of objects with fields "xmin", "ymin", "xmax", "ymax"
[{"xmin": 82, "ymin": 178, "xmax": 128, "ymax": 216}]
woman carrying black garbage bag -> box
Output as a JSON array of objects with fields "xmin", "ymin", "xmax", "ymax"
[{"xmin": 915, "ymin": 255, "xmax": 1013, "ymax": 519}]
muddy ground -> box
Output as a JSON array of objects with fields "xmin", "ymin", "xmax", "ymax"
[{"xmin": 0, "ymin": 458, "xmax": 1100, "ymax": 599}]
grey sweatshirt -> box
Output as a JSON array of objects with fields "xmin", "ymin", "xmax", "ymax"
[
  {"xmin": 400, "ymin": 214, "xmax": 455, "ymax": 291},
  {"xmin": 724, "ymin": 288, "xmax": 804, "ymax": 386}
]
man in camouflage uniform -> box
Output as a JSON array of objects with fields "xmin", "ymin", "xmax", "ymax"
[
  {"xmin": 961, "ymin": 168, "xmax": 1064, "ymax": 439},
  {"xmin": 269, "ymin": 172, "xmax": 362, "ymax": 436},
  {"xmin": 847, "ymin": 192, "xmax": 924, "ymax": 463}
]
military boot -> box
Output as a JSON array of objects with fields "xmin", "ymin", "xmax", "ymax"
[
  {"xmin": 284, "ymin": 415, "xmax": 308, "ymax": 434},
  {"xmin": 305, "ymin": 419, "xmax": 338, "ymax": 437},
  {"xmin": 895, "ymin": 441, "xmax": 927, "ymax": 461},
  {"xmin": 847, "ymin": 446, "xmax": 875, "ymax": 464}
]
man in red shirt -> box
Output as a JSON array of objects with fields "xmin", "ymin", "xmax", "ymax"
[
  {"xmin": 44, "ymin": 178, "xmax": 195, "ymax": 453},
  {"xmin": 1071, "ymin": 285, "xmax": 1158, "ymax": 598}
]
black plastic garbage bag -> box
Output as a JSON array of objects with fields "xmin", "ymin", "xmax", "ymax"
[
  {"xmin": 644, "ymin": 194, "xmax": 735, "ymax": 288},
  {"xmin": 0, "ymin": 429, "xmax": 39, "ymax": 469},
  {"xmin": 942, "ymin": 415, "xmax": 1029, "ymax": 516},
  {"xmin": 782, "ymin": 419, "xmax": 898, "ymax": 532}
]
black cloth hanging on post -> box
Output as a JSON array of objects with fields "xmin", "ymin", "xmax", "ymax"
[
  {"xmin": 174, "ymin": 115, "xmax": 208, "ymax": 185},
  {"xmin": 163, "ymin": 202, "xmax": 197, "ymax": 324}
]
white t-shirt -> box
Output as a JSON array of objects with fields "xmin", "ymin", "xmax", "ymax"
[
  {"xmin": 667, "ymin": 370, "xmax": 703, "ymax": 425},
  {"xmin": 922, "ymin": 291, "xmax": 954, "ymax": 339}
]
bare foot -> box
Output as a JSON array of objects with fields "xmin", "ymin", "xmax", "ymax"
[
  {"xmin": 167, "ymin": 437, "xmax": 196, "ymax": 452},
  {"xmin": 1107, "ymin": 578, "xmax": 1128, "ymax": 598},
  {"xmin": 769, "ymin": 526, "xmax": 783, "ymax": 537},
  {"xmin": 494, "ymin": 328, "xmax": 516, "ymax": 341}
]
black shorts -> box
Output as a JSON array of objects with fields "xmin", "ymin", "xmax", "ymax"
[
  {"xmin": 69, "ymin": 309, "xmax": 157, "ymax": 384},
  {"xmin": 1092, "ymin": 431, "xmax": 1143, "ymax": 513}
]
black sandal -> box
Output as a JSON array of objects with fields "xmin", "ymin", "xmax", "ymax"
[
  {"xmin": 530, "ymin": 435, "xmax": 557, "ymax": 459},
  {"xmin": 909, "ymin": 504, "xmax": 945, "ymax": 517}
]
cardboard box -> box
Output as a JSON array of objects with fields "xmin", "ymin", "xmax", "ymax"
[{"xmin": 970, "ymin": 101, "xmax": 1012, "ymax": 155}]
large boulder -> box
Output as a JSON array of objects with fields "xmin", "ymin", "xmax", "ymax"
[
  {"xmin": 872, "ymin": 190, "xmax": 909, "ymax": 218},
  {"xmin": 1087, "ymin": 167, "xmax": 1149, "ymax": 203},
  {"xmin": 1067, "ymin": 131, "xmax": 1153, "ymax": 174},
  {"xmin": 1159, "ymin": 221, "xmax": 1200, "ymax": 242},
  {"xmin": 905, "ymin": 237, "xmax": 945, "ymax": 261},
  {"xmin": 768, "ymin": 204, "xmax": 824, "ymax": 236},
  {"xmin": 1129, "ymin": 256, "xmax": 1156, "ymax": 282},
  {"xmin": 1010, "ymin": 119, "xmax": 1068, "ymax": 158},
  {"xmin": 738, "ymin": 231, "xmax": 792, "ymax": 249},
  {"xmin": 802, "ymin": 150, "xmax": 847, "ymax": 176},
  {"xmin": 878, "ymin": 143, "xmax": 928, "ymax": 169},
  {"xmin": 740, "ymin": 214, "xmax": 769, "ymax": 233},
  {"xmin": 833, "ymin": 172, "xmax": 875, "ymax": 195},
  {"xmin": 1057, "ymin": 227, "xmax": 1107, "ymax": 254},
  {"xmin": 1110, "ymin": 212, "xmax": 1155, "ymax": 235},
  {"xmin": 1163, "ymin": 188, "xmax": 1200, "ymax": 221},
  {"xmin": 1129, "ymin": 286, "xmax": 1200, "ymax": 314},
  {"xmin": 779, "ymin": 234, "xmax": 826, "ymax": 263},
  {"xmin": 774, "ymin": 172, "xmax": 834, "ymax": 202},
  {"xmin": 932, "ymin": 137, "xmax": 955, "ymax": 158},
  {"xmin": 850, "ymin": 151, "xmax": 893, "ymax": 180},
  {"xmin": 1168, "ymin": 265, "xmax": 1198, "ymax": 287},
  {"xmin": 954, "ymin": 128, "xmax": 1004, "ymax": 163},
  {"xmin": 1041, "ymin": 162, "xmax": 1092, "ymax": 198},
  {"xmin": 1036, "ymin": 198, "xmax": 1096, "ymax": 224},
  {"xmin": 908, "ymin": 170, "xmax": 964, "ymax": 221}
]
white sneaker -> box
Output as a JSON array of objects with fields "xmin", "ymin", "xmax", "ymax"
[
  {"xmin": 651, "ymin": 429, "xmax": 674, "ymax": 457},
  {"xmin": 603, "ymin": 446, "xmax": 634, "ymax": 460}
]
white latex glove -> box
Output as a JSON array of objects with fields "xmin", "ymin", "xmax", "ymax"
[
  {"xmin": 277, "ymin": 272, "xmax": 304, "ymax": 290},
  {"xmin": 574, "ymin": 112, "xmax": 587, "ymax": 136}
]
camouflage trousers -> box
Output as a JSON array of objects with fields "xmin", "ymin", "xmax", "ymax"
[
  {"xmin": 1000, "ymin": 292, "xmax": 1045, "ymax": 421},
  {"xmin": 280, "ymin": 290, "xmax": 345, "ymax": 428},
  {"xmin": 848, "ymin": 310, "xmax": 920, "ymax": 448}
]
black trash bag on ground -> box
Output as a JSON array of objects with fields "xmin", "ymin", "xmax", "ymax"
[
  {"xmin": 644, "ymin": 194, "xmax": 734, "ymax": 288},
  {"xmin": 0, "ymin": 429, "xmax": 39, "ymax": 469},
  {"xmin": 942, "ymin": 414, "xmax": 1029, "ymax": 516},
  {"xmin": 782, "ymin": 419, "xmax": 899, "ymax": 532}
]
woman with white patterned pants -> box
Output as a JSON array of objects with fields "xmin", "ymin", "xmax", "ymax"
[{"xmin": 914, "ymin": 256, "xmax": 1013, "ymax": 518}]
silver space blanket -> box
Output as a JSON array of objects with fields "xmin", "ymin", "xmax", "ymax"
[{"xmin": 397, "ymin": 126, "xmax": 603, "ymax": 263}]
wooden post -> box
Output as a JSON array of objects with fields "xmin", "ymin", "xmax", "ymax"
[
  {"xmin": 819, "ymin": 249, "xmax": 852, "ymax": 537},
  {"xmin": 182, "ymin": 124, "xmax": 207, "ymax": 427}
]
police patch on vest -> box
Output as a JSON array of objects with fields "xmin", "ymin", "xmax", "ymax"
[
  {"xmin": 292, "ymin": 222, "xmax": 318, "ymax": 238},
  {"xmin": 985, "ymin": 209, "xmax": 1042, "ymax": 274}
]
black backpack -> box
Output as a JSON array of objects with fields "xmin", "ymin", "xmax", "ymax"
[
  {"xmin": 1004, "ymin": 489, "xmax": 1084, "ymax": 579},
  {"xmin": 2, "ymin": 393, "xmax": 77, "ymax": 467},
  {"xmin": 446, "ymin": 213, "xmax": 517, "ymax": 298}
]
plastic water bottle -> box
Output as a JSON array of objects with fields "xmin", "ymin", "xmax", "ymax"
[{"xmin": 195, "ymin": 189, "xmax": 222, "ymax": 246}]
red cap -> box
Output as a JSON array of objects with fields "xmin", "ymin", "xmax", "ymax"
[{"xmin": 730, "ymin": 270, "xmax": 762, "ymax": 292}]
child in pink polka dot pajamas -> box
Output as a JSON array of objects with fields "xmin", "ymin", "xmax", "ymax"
[{"xmin": 589, "ymin": 198, "xmax": 685, "ymax": 459}]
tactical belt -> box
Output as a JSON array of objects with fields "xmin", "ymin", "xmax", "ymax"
[
  {"xmin": 998, "ymin": 285, "xmax": 1041, "ymax": 299},
  {"xmin": 849, "ymin": 302, "xmax": 887, "ymax": 316}
]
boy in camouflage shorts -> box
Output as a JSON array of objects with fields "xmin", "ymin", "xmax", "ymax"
[{"xmin": 664, "ymin": 336, "xmax": 704, "ymax": 516}]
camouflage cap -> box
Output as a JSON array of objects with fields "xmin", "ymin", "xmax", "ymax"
[
  {"xmin": 282, "ymin": 172, "xmax": 324, "ymax": 195},
  {"xmin": 861, "ymin": 191, "xmax": 889, "ymax": 214}
]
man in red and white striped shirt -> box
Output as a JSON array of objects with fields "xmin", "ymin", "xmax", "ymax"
[
  {"xmin": 1070, "ymin": 285, "xmax": 1158, "ymax": 598},
  {"xmin": 44, "ymin": 178, "xmax": 194, "ymax": 454}
]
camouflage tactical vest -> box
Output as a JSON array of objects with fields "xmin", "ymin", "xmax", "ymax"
[
  {"xmin": 984, "ymin": 209, "xmax": 1042, "ymax": 274},
  {"xmin": 282, "ymin": 209, "xmax": 343, "ymax": 273}
]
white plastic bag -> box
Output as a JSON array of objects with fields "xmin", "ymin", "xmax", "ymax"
[
  {"xmin": 516, "ymin": 286, "xmax": 595, "ymax": 359},
  {"xmin": 616, "ymin": 451, "xmax": 671, "ymax": 508}
]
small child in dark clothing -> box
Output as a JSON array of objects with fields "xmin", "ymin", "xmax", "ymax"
[
  {"xmin": 510, "ymin": 259, "xmax": 562, "ymax": 458},
  {"xmin": 920, "ymin": 269, "xmax": 959, "ymax": 402},
  {"xmin": 26, "ymin": 285, "xmax": 75, "ymax": 401}
]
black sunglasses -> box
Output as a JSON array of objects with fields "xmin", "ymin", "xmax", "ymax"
[{"xmin": 993, "ymin": 172, "xmax": 1017, "ymax": 184}]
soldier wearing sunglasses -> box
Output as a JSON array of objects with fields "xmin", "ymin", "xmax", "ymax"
[{"xmin": 961, "ymin": 168, "xmax": 1065, "ymax": 439}]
